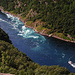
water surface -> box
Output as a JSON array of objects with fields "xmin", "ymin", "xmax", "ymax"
[{"xmin": 0, "ymin": 11, "xmax": 75, "ymax": 72}]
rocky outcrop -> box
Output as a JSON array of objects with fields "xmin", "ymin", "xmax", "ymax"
[{"xmin": 0, "ymin": 73, "xmax": 14, "ymax": 75}]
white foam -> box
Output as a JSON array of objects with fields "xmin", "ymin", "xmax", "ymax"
[
  {"xmin": 5, "ymin": 13, "xmax": 46, "ymax": 41},
  {"xmin": 6, "ymin": 13, "xmax": 19, "ymax": 23},
  {"xmin": 17, "ymin": 33, "xmax": 23, "ymax": 36},
  {"xmin": 6, "ymin": 14, "xmax": 13, "ymax": 18},
  {"xmin": 25, "ymin": 30, "xmax": 30, "ymax": 35},
  {"xmin": 0, "ymin": 18, "xmax": 11, "ymax": 25},
  {"xmin": 22, "ymin": 26, "xmax": 26, "ymax": 30},
  {"xmin": 29, "ymin": 36, "xmax": 39, "ymax": 39},
  {"xmin": 18, "ymin": 27, "xmax": 40, "ymax": 39},
  {"xmin": 0, "ymin": 18, "xmax": 7, "ymax": 22},
  {"xmin": 68, "ymin": 61, "xmax": 75, "ymax": 68},
  {"xmin": 62, "ymin": 53, "xmax": 65, "ymax": 58},
  {"xmin": 6, "ymin": 14, "xmax": 21, "ymax": 30}
]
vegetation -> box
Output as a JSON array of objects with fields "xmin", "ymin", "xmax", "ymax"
[
  {"xmin": 0, "ymin": 27, "xmax": 75, "ymax": 75},
  {"xmin": 0, "ymin": 28, "xmax": 11, "ymax": 43},
  {"xmin": 54, "ymin": 32, "xmax": 71, "ymax": 40},
  {"xmin": 0, "ymin": 0, "xmax": 75, "ymax": 40},
  {"xmin": 0, "ymin": 0, "xmax": 75, "ymax": 74}
]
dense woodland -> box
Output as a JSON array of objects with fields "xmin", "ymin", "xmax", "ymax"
[
  {"xmin": 0, "ymin": 0, "xmax": 75, "ymax": 74},
  {"xmin": 0, "ymin": 27, "xmax": 75, "ymax": 75},
  {"xmin": 0, "ymin": 0, "xmax": 75, "ymax": 39},
  {"xmin": 0, "ymin": 28, "xmax": 11, "ymax": 43}
]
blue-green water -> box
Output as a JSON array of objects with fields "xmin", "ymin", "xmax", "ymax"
[{"xmin": 0, "ymin": 11, "xmax": 75, "ymax": 72}]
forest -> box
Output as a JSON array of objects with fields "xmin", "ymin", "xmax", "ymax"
[
  {"xmin": 0, "ymin": 27, "xmax": 75, "ymax": 75},
  {"xmin": 0, "ymin": 0, "xmax": 75, "ymax": 40},
  {"xmin": 0, "ymin": 0, "xmax": 75, "ymax": 74}
]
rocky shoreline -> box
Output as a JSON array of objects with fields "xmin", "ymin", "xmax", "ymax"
[
  {"xmin": 0, "ymin": 73, "xmax": 14, "ymax": 75},
  {"xmin": 0, "ymin": 7, "xmax": 75, "ymax": 43},
  {"xmin": 52, "ymin": 35, "xmax": 75, "ymax": 43}
]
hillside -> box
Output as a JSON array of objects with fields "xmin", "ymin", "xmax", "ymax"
[
  {"xmin": 0, "ymin": 26, "xmax": 75, "ymax": 74},
  {"xmin": 0, "ymin": 28, "xmax": 11, "ymax": 43},
  {"xmin": 0, "ymin": 0, "xmax": 75, "ymax": 42}
]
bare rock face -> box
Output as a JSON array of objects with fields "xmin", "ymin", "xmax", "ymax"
[
  {"xmin": 67, "ymin": 34, "xmax": 72, "ymax": 39},
  {"xmin": 53, "ymin": 0, "xmax": 56, "ymax": 3},
  {"xmin": 0, "ymin": 73, "xmax": 14, "ymax": 75},
  {"xmin": 14, "ymin": 0, "xmax": 22, "ymax": 9}
]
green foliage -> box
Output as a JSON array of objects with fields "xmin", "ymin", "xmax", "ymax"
[
  {"xmin": 0, "ymin": 40, "xmax": 70, "ymax": 75},
  {"xmin": 19, "ymin": 69, "xmax": 26, "ymax": 75},
  {"xmin": 0, "ymin": 28, "xmax": 74, "ymax": 75},
  {"xmin": 0, "ymin": 0, "xmax": 75, "ymax": 38},
  {"xmin": 0, "ymin": 0, "xmax": 75, "ymax": 74},
  {"xmin": 0, "ymin": 40, "xmax": 33, "ymax": 74},
  {"xmin": 0, "ymin": 28, "xmax": 11, "ymax": 43}
]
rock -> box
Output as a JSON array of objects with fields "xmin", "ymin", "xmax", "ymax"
[{"xmin": 0, "ymin": 73, "xmax": 14, "ymax": 75}]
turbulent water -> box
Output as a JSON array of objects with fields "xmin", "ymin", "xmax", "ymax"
[{"xmin": 0, "ymin": 11, "xmax": 75, "ymax": 72}]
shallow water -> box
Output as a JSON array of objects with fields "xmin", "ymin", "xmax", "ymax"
[{"xmin": 0, "ymin": 11, "xmax": 75, "ymax": 72}]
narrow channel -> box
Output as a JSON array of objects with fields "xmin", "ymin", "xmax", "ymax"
[{"xmin": 0, "ymin": 11, "xmax": 75, "ymax": 72}]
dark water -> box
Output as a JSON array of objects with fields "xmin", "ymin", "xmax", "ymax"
[{"xmin": 0, "ymin": 11, "xmax": 75, "ymax": 73}]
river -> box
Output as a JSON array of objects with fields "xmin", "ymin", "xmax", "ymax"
[{"xmin": 0, "ymin": 11, "xmax": 75, "ymax": 73}]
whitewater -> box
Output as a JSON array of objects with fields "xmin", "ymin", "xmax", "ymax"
[
  {"xmin": 0, "ymin": 11, "xmax": 75, "ymax": 73},
  {"xmin": 1, "ymin": 12, "xmax": 46, "ymax": 41}
]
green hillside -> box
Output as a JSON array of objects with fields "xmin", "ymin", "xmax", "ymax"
[
  {"xmin": 0, "ymin": 28, "xmax": 11, "ymax": 43},
  {"xmin": 0, "ymin": 27, "xmax": 75, "ymax": 75},
  {"xmin": 0, "ymin": 0, "xmax": 75, "ymax": 74},
  {"xmin": 0, "ymin": 0, "xmax": 75, "ymax": 41}
]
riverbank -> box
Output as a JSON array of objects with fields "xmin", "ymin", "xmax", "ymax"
[
  {"xmin": 0, "ymin": 27, "xmax": 74, "ymax": 75},
  {"xmin": 0, "ymin": 6, "xmax": 75, "ymax": 43},
  {"xmin": 0, "ymin": 73, "xmax": 14, "ymax": 75}
]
